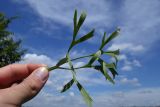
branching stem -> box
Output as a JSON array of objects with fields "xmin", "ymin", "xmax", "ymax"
[{"xmin": 48, "ymin": 53, "xmax": 93, "ymax": 71}]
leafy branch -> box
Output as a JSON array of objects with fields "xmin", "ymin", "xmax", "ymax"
[{"xmin": 47, "ymin": 10, "xmax": 120, "ymax": 107}]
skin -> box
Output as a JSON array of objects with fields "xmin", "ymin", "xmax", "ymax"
[{"xmin": 0, "ymin": 64, "xmax": 49, "ymax": 107}]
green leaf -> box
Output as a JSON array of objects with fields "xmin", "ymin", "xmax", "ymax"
[
  {"xmin": 102, "ymin": 32, "xmax": 106, "ymax": 45},
  {"xmin": 77, "ymin": 82, "xmax": 93, "ymax": 107},
  {"xmin": 98, "ymin": 58, "xmax": 118, "ymax": 78},
  {"xmin": 73, "ymin": 11, "xmax": 86, "ymax": 37},
  {"xmin": 105, "ymin": 28, "xmax": 120, "ymax": 45},
  {"xmin": 109, "ymin": 68, "xmax": 118, "ymax": 78},
  {"xmin": 77, "ymin": 11, "xmax": 86, "ymax": 33},
  {"xmin": 0, "ymin": 31, "xmax": 12, "ymax": 36},
  {"xmin": 61, "ymin": 79, "xmax": 74, "ymax": 93},
  {"xmin": 56, "ymin": 57, "xmax": 67, "ymax": 67},
  {"xmin": 75, "ymin": 29, "xmax": 94, "ymax": 45},
  {"xmin": 105, "ymin": 63, "xmax": 116, "ymax": 68},
  {"xmin": 98, "ymin": 59, "xmax": 115, "ymax": 84},
  {"xmin": 88, "ymin": 50, "xmax": 102, "ymax": 65},
  {"xmin": 103, "ymin": 49, "xmax": 120, "ymax": 55},
  {"xmin": 73, "ymin": 10, "xmax": 77, "ymax": 38},
  {"xmin": 99, "ymin": 29, "xmax": 120, "ymax": 49},
  {"xmin": 93, "ymin": 65, "xmax": 101, "ymax": 70}
]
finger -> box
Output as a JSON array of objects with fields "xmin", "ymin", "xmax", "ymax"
[
  {"xmin": 6, "ymin": 67, "xmax": 49, "ymax": 105},
  {"xmin": 0, "ymin": 64, "xmax": 46, "ymax": 88}
]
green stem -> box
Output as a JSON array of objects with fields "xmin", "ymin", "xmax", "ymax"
[
  {"xmin": 71, "ymin": 54, "xmax": 93, "ymax": 61},
  {"xmin": 47, "ymin": 53, "xmax": 93, "ymax": 71},
  {"xmin": 58, "ymin": 64, "xmax": 91, "ymax": 70},
  {"xmin": 47, "ymin": 66, "xmax": 58, "ymax": 72}
]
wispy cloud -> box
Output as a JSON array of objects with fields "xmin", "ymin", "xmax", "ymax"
[
  {"xmin": 93, "ymin": 87, "xmax": 160, "ymax": 107},
  {"xmin": 19, "ymin": 53, "xmax": 56, "ymax": 66},
  {"xmin": 15, "ymin": 0, "xmax": 160, "ymax": 50},
  {"xmin": 121, "ymin": 65, "xmax": 133, "ymax": 71},
  {"xmin": 117, "ymin": 0, "xmax": 160, "ymax": 48},
  {"xmin": 118, "ymin": 77, "xmax": 141, "ymax": 87},
  {"xmin": 24, "ymin": 87, "xmax": 160, "ymax": 107},
  {"xmin": 20, "ymin": 0, "xmax": 112, "ymax": 26},
  {"xmin": 108, "ymin": 43, "xmax": 145, "ymax": 54}
]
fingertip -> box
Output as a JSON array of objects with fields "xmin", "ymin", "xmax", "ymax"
[{"xmin": 26, "ymin": 64, "xmax": 47, "ymax": 73}]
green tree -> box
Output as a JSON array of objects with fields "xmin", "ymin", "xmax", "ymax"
[{"xmin": 0, "ymin": 13, "xmax": 26, "ymax": 67}]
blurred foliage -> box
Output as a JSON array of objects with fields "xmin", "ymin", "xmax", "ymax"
[{"xmin": 0, "ymin": 13, "xmax": 26, "ymax": 67}]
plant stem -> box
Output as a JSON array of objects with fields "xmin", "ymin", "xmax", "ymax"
[
  {"xmin": 58, "ymin": 64, "xmax": 91, "ymax": 70},
  {"xmin": 71, "ymin": 54, "xmax": 93, "ymax": 61},
  {"xmin": 47, "ymin": 66, "xmax": 58, "ymax": 72},
  {"xmin": 48, "ymin": 54, "xmax": 93, "ymax": 71}
]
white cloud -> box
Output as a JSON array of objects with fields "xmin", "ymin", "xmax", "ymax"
[
  {"xmin": 117, "ymin": 54, "xmax": 142, "ymax": 71},
  {"xmin": 121, "ymin": 65, "xmax": 132, "ymax": 71},
  {"xmin": 74, "ymin": 61, "xmax": 85, "ymax": 68},
  {"xmin": 69, "ymin": 92, "xmax": 75, "ymax": 97},
  {"xmin": 117, "ymin": 54, "xmax": 127, "ymax": 61},
  {"xmin": 121, "ymin": 59, "xmax": 142, "ymax": 72},
  {"xmin": 77, "ymin": 72, "xmax": 108, "ymax": 86},
  {"xmin": 133, "ymin": 59, "xmax": 141, "ymax": 67},
  {"xmin": 19, "ymin": 0, "xmax": 112, "ymax": 29},
  {"xmin": 24, "ymin": 87, "xmax": 160, "ymax": 107},
  {"xmin": 69, "ymin": 50, "xmax": 87, "ymax": 59},
  {"xmin": 19, "ymin": 53, "xmax": 56, "ymax": 66},
  {"xmin": 116, "ymin": 0, "xmax": 160, "ymax": 47},
  {"xmin": 119, "ymin": 77, "xmax": 141, "ymax": 87},
  {"xmin": 94, "ymin": 87, "xmax": 160, "ymax": 107},
  {"xmin": 16, "ymin": 0, "xmax": 160, "ymax": 50},
  {"xmin": 46, "ymin": 80, "xmax": 53, "ymax": 86},
  {"xmin": 108, "ymin": 43, "xmax": 145, "ymax": 53}
]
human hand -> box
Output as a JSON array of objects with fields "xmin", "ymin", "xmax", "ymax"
[{"xmin": 0, "ymin": 64, "xmax": 49, "ymax": 107}]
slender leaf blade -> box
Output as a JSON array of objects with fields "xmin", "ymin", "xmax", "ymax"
[
  {"xmin": 98, "ymin": 59, "xmax": 115, "ymax": 84},
  {"xmin": 93, "ymin": 65, "xmax": 102, "ymax": 71},
  {"xmin": 102, "ymin": 32, "xmax": 106, "ymax": 44},
  {"xmin": 77, "ymin": 11, "xmax": 86, "ymax": 32},
  {"xmin": 103, "ymin": 49, "xmax": 120, "ymax": 55},
  {"xmin": 99, "ymin": 29, "xmax": 120, "ymax": 49},
  {"xmin": 77, "ymin": 82, "xmax": 93, "ymax": 107},
  {"xmin": 97, "ymin": 58, "xmax": 115, "ymax": 69},
  {"xmin": 109, "ymin": 68, "xmax": 118, "ymax": 78},
  {"xmin": 75, "ymin": 29, "xmax": 94, "ymax": 45},
  {"xmin": 105, "ymin": 63, "xmax": 116, "ymax": 68},
  {"xmin": 56, "ymin": 57, "xmax": 67, "ymax": 67},
  {"xmin": 73, "ymin": 10, "xmax": 77, "ymax": 38},
  {"xmin": 99, "ymin": 32, "xmax": 106, "ymax": 49},
  {"xmin": 61, "ymin": 79, "xmax": 74, "ymax": 93},
  {"xmin": 104, "ymin": 28, "xmax": 120, "ymax": 46}
]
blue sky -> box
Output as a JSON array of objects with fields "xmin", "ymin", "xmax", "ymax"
[{"xmin": 1, "ymin": 0, "xmax": 160, "ymax": 107}]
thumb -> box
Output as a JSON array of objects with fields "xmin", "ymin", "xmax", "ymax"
[{"xmin": 7, "ymin": 67, "xmax": 49, "ymax": 105}]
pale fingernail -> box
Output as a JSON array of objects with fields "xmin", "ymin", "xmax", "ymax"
[{"xmin": 34, "ymin": 67, "xmax": 48, "ymax": 81}]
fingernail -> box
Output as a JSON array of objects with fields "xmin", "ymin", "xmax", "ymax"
[{"xmin": 34, "ymin": 67, "xmax": 48, "ymax": 81}]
